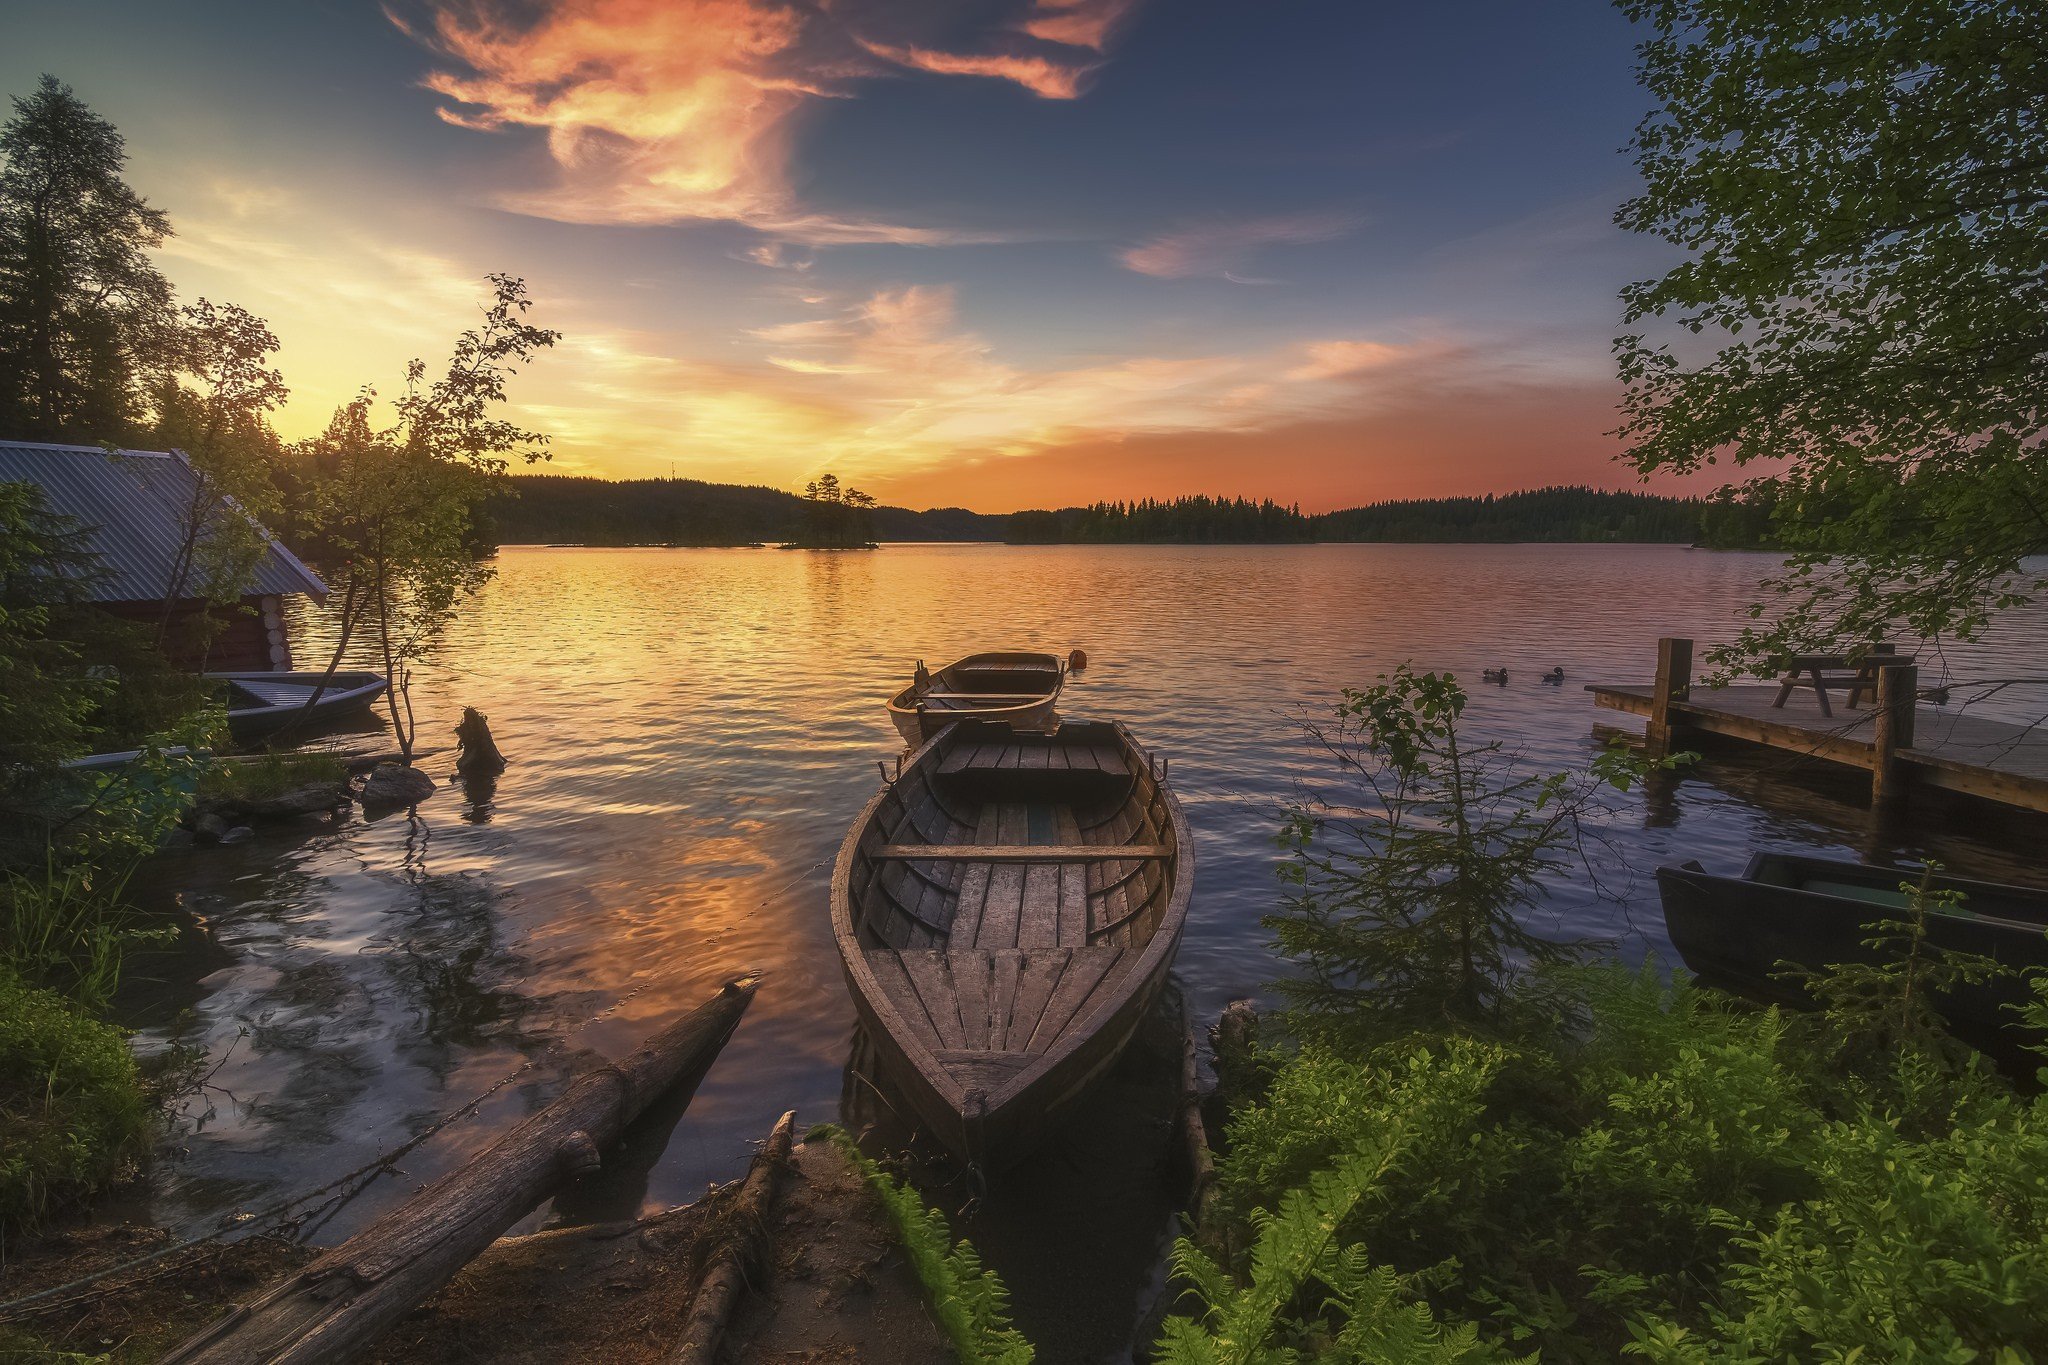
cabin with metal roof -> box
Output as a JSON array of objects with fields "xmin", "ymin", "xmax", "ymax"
[{"xmin": 0, "ymin": 441, "xmax": 326, "ymax": 672}]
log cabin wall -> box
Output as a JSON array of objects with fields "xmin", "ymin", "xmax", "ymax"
[{"xmin": 96, "ymin": 594, "xmax": 294, "ymax": 672}]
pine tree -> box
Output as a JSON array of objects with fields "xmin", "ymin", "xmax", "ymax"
[{"xmin": 0, "ymin": 76, "xmax": 174, "ymax": 442}]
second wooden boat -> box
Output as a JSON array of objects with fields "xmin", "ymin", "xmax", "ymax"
[
  {"xmin": 885, "ymin": 651, "xmax": 1065, "ymax": 745},
  {"xmin": 209, "ymin": 670, "xmax": 389, "ymax": 741},
  {"xmin": 831, "ymin": 718, "xmax": 1193, "ymax": 1166},
  {"xmin": 1658, "ymin": 852, "xmax": 2048, "ymax": 1067}
]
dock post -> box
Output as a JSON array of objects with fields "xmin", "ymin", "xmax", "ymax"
[
  {"xmin": 1645, "ymin": 637, "xmax": 1693, "ymax": 759},
  {"xmin": 1871, "ymin": 662, "xmax": 1918, "ymax": 812}
]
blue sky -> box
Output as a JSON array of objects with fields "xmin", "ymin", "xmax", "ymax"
[{"xmin": 3, "ymin": 0, "xmax": 1687, "ymax": 509}]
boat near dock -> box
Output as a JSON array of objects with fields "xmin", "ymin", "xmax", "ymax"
[
  {"xmin": 831, "ymin": 718, "xmax": 1193, "ymax": 1166},
  {"xmin": 1657, "ymin": 852, "xmax": 2048, "ymax": 1068},
  {"xmin": 885, "ymin": 650, "xmax": 1066, "ymax": 745}
]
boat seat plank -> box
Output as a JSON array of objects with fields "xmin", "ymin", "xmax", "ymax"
[
  {"xmin": 875, "ymin": 844, "xmax": 1171, "ymax": 862},
  {"xmin": 920, "ymin": 692, "xmax": 1049, "ymax": 702}
]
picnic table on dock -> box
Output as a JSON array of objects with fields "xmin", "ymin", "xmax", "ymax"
[{"xmin": 1769, "ymin": 647, "xmax": 1916, "ymax": 717}]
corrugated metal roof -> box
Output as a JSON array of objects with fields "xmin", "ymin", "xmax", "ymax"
[{"xmin": 0, "ymin": 442, "xmax": 326, "ymax": 603}]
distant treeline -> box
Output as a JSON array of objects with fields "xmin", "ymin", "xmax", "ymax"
[
  {"xmin": 1007, "ymin": 496, "xmax": 1316, "ymax": 544},
  {"xmin": 482, "ymin": 477, "xmax": 1780, "ymax": 549},
  {"xmin": 1013, "ymin": 487, "xmax": 1774, "ymax": 546},
  {"xmin": 1315, "ymin": 486, "xmax": 1708, "ymax": 545},
  {"xmin": 480, "ymin": 476, "xmax": 1007, "ymax": 546}
]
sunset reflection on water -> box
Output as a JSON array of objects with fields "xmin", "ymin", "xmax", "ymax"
[{"xmin": 123, "ymin": 543, "xmax": 2048, "ymax": 1350}]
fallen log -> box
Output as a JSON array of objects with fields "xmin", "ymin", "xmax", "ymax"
[
  {"xmin": 1179, "ymin": 1025, "xmax": 1217, "ymax": 1229},
  {"xmin": 668, "ymin": 1110, "xmax": 796, "ymax": 1365},
  {"xmin": 161, "ymin": 975, "xmax": 760, "ymax": 1365}
]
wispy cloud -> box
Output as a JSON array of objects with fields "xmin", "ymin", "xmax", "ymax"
[
  {"xmin": 1119, "ymin": 209, "xmax": 1364, "ymax": 279},
  {"xmin": 857, "ymin": 0, "xmax": 1145, "ymax": 98},
  {"xmin": 1288, "ymin": 339, "xmax": 1411, "ymax": 381},
  {"xmin": 390, "ymin": 0, "xmax": 1143, "ymax": 234},
  {"xmin": 856, "ymin": 42, "xmax": 1094, "ymax": 100},
  {"xmin": 1022, "ymin": 0, "xmax": 1145, "ymax": 51}
]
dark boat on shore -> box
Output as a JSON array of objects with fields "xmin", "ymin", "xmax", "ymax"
[
  {"xmin": 831, "ymin": 718, "xmax": 1193, "ymax": 1166},
  {"xmin": 210, "ymin": 670, "xmax": 389, "ymax": 741},
  {"xmin": 885, "ymin": 651, "xmax": 1066, "ymax": 745},
  {"xmin": 1658, "ymin": 853, "xmax": 2048, "ymax": 1066}
]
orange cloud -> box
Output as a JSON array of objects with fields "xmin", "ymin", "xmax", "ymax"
[
  {"xmin": 1022, "ymin": 0, "xmax": 1145, "ymax": 51},
  {"xmin": 393, "ymin": 0, "xmax": 1136, "ymax": 232},
  {"xmin": 856, "ymin": 41, "xmax": 1092, "ymax": 100},
  {"xmin": 1120, "ymin": 210, "xmax": 1365, "ymax": 279}
]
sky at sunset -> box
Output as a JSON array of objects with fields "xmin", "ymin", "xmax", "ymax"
[{"xmin": 4, "ymin": 1, "xmax": 1685, "ymax": 511}]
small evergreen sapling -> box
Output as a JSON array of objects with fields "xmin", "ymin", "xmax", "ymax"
[{"xmin": 1267, "ymin": 666, "xmax": 1662, "ymax": 1045}]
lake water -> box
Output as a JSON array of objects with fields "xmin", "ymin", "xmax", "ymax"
[{"xmin": 121, "ymin": 543, "xmax": 2048, "ymax": 1357}]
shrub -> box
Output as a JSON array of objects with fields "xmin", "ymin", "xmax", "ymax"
[
  {"xmin": 0, "ymin": 969, "xmax": 151, "ymax": 1234},
  {"xmin": 1162, "ymin": 966, "xmax": 2048, "ymax": 1362}
]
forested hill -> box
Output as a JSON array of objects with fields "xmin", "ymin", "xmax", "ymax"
[
  {"xmin": 484, "ymin": 477, "xmax": 1745, "ymax": 547},
  {"xmin": 481, "ymin": 476, "xmax": 1006, "ymax": 545},
  {"xmin": 1315, "ymin": 486, "xmax": 1707, "ymax": 544}
]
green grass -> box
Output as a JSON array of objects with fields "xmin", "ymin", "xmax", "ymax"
[
  {"xmin": 812, "ymin": 1125, "xmax": 1034, "ymax": 1364},
  {"xmin": 195, "ymin": 751, "xmax": 347, "ymax": 803},
  {"xmin": 0, "ymin": 968, "xmax": 151, "ymax": 1235}
]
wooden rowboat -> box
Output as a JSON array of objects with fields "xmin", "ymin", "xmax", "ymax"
[
  {"xmin": 885, "ymin": 651, "xmax": 1066, "ymax": 745},
  {"xmin": 1658, "ymin": 852, "xmax": 2048, "ymax": 1068},
  {"xmin": 831, "ymin": 718, "xmax": 1193, "ymax": 1166},
  {"xmin": 209, "ymin": 670, "xmax": 389, "ymax": 741}
]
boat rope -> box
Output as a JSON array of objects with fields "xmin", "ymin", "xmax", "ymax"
[{"xmin": 0, "ymin": 849, "xmax": 832, "ymax": 1326}]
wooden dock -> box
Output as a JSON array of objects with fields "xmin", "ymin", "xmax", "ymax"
[{"xmin": 1590, "ymin": 638, "xmax": 2048, "ymax": 816}]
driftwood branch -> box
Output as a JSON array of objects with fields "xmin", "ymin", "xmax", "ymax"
[
  {"xmin": 668, "ymin": 1110, "xmax": 797, "ymax": 1365},
  {"xmin": 1179, "ymin": 1026, "xmax": 1216, "ymax": 1229},
  {"xmin": 161, "ymin": 976, "xmax": 760, "ymax": 1365}
]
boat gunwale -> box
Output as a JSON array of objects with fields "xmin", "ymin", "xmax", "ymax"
[{"xmin": 829, "ymin": 718, "xmax": 1193, "ymax": 1122}]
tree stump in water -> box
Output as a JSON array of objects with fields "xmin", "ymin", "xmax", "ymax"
[{"xmin": 455, "ymin": 707, "xmax": 507, "ymax": 775}]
